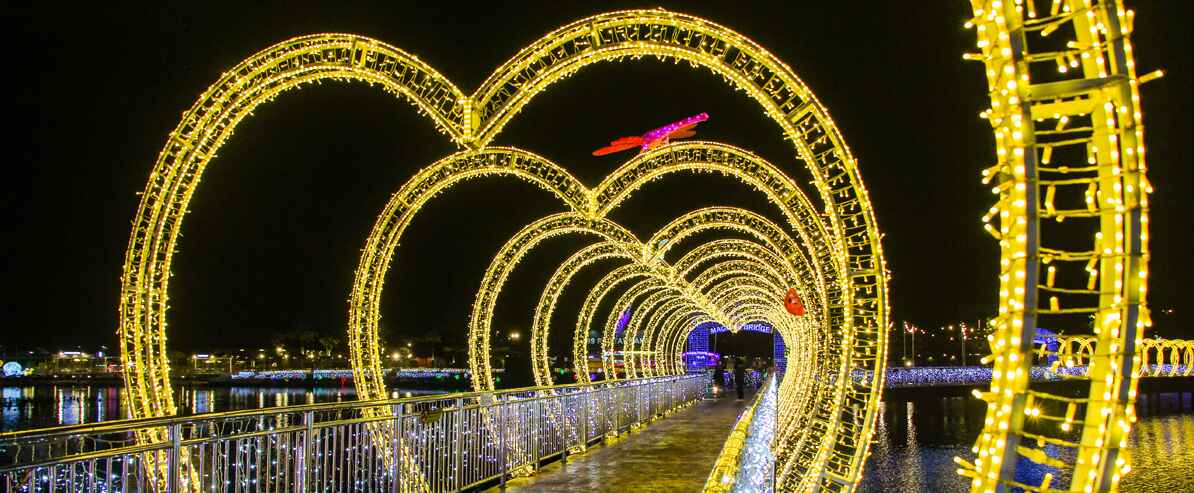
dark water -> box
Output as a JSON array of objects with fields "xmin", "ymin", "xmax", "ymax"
[
  {"xmin": 0, "ymin": 384, "xmax": 443, "ymax": 432},
  {"xmin": 861, "ymin": 392, "xmax": 1194, "ymax": 492}
]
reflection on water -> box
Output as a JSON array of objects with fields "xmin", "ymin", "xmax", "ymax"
[
  {"xmin": 862, "ymin": 392, "xmax": 1194, "ymax": 492},
  {"xmin": 0, "ymin": 384, "xmax": 443, "ymax": 432},
  {"xmin": 1120, "ymin": 393, "xmax": 1194, "ymax": 492}
]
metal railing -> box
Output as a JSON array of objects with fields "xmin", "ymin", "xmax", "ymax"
[{"xmin": 0, "ymin": 374, "xmax": 704, "ymax": 492}]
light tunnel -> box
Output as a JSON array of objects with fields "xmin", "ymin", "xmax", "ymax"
[{"xmin": 117, "ymin": 9, "xmax": 891, "ymax": 491}]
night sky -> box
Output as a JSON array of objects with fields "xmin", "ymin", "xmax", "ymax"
[{"xmin": 4, "ymin": 2, "xmax": 1191, "ymax": 356}]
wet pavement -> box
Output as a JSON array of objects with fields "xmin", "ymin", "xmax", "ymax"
[{"xmin": 500, "ymin": 392, "xmax": 753, "ymax": 493}]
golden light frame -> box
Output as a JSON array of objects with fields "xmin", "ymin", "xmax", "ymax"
[
  {"xmin": 960, "ymin": 1, "xmax": 1156, "ymax": 491},
  {"xmin": 119, "ymin": 9, "xmax": 890, "ymax": 491}
]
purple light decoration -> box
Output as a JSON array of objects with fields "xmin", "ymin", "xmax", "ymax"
[
  {"xmin": 615, "ymin": 306, "xmax": 632, "ymax": 338},
  {"xmin": 639, "ymin": 113, "xmax": 709, "ymax": 152},
  {"xmin": 229, "ymin": 368, "xmax": 478, "ymax": 381}
]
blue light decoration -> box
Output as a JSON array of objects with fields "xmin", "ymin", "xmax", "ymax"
[
  {"xmin": 688, "ymin": 323, "xmax": 711, "ymax": 352},
  {"xmin": 683, "ymin": 351, "xmax": 722, "ymax": 373},
  {"xmin": 708, "ymin": 322, "xmax": 773, "ymax": 335},
  {"xmin": 1032, "ymin": 328, "xmax": 1060, "ymax": 366},
  {"xmin": 692, "ymin": 321, "xmax": 786, "ymax": 372},
  {"xmin": 850, "ymin": 365, "xmax": 1089, "ymax": 388},
  {"xmin": 684, "ymin": 322, "xmax": 716, "ymax": 372},
  {"xmin": 773, "ymin": 330, "xmax": 786, "ymax": 373},
  {"xmin": 1, "ymin": 361, "xmax": 22, "ymax": 377}
]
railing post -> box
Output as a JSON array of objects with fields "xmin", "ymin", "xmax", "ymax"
[
  {"xmin": 652, "ymin": 379, "xmax": 659, "ymax": 416},
  {"xmin": 579, "ymin": 388, "xmax": 587, "ymax": 450},
  {"xmin": 618, "ymin": 383, "xmax": 624, "ymax": 433},
  {"xmin": 614, "ymin": 385, "xmax": 621, "ymax": 435},
  {"xmin": 582, "ymin": 386, "xmax": 592, "ymax": 444},
  {"xmin": 453, "ymin": 398, "xmax": 464, "ymax": 491},
  {"xmin": 636, "ymin": 383, "xmax": 643, "ymax": 427},
  {"xmin": 531, "ymin": 394, "xmax": 541, "ymax": 472},
  {"xmin": 560, "ymin": 392, "xmax": 569, "ymax": 464},
  {"xmin": 167, "ymin": 423, "xmax": 181, "ymax": 493},
  {"xmin": 391, "ymin": 404, "xmax": 402, "ymax": 493},
  {"xmin": 300, "ymin": 408, "xmax": 315, "ymax": 491},
  {"xmin": 498, "ymin": 400, "xmax": 507, "ymax": 490}
]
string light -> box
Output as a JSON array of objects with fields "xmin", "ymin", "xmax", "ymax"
[
  {"xmin": 960, "ymin": 1, "xmax": 1153, "ymax": 491},
  {"xmin": 117, "ymin": 9, "xmax": 890, "ymax": 491}
]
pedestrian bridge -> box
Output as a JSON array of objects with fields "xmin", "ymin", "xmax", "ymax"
[
  {"xmin": 6, "ymin": 360, "xmax": 1191, "ymax": 492},
  {"xmin": 0, "ymin": 374, "xmax": 781, "ymax": 492}
]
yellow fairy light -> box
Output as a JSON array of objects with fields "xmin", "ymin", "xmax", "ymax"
[
  {"xmin": 960, "ymin": 2, "xmax": 1153, "ymax": 491},
  {"xmin": 118, "ymin": 9, "xmax": 890, "ymax": 491}
]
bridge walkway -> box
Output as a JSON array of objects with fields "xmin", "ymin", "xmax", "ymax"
[{"xmin": 498, "ymin": 390, "xmax": 753, "ymax": 492}]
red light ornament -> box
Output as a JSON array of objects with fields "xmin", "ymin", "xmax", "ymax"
[{"xmin": 784, "ymin": 288, "xmax": 805, "ymax": 316}]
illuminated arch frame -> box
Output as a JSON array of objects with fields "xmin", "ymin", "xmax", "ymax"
[
  {"xmin": 1045, "ymin": 336, "xmax": 1194, "ymax": 378},
  {"xmin": 473, "ymin": 140, "xmax": 842, "ymax": 389},
  {"xmin": 118, "ymin": 9, "xmax": 889, "ymax": 491},
  {"xmin": 961, "ymin": 2, "xmax": 1153, "ymax": 491},
  {"xmin": 615, "ymin": 263, "xmax": 824, "ymax": 453},
  {"xmin": 630, "ymin": 262, "xmax": 788, "ymax": 377},
  {"xmin": 632, "ymin": 208, "xmax": 837, "ymax": 437},
  {"xmin": 496, "ymin": 213, "xmax": 803, "ymax": 383},
  {"xmin": 578, "ymin": 208, "xmax": 820, "ymax": 382},
  {"xmin": 543, "ymin": 207, "xmax": 818, "ymax": 384},
  {"xmin": 527, "ymin": 142, "xmax": 837, "ymax": 383}
]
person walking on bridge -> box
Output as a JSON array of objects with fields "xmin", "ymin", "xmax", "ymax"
[
  {"xmin": 733, "ymin": 358, "xmax": 746, "ymax": 400},
  {"xmin": 712, "ymin": 361, "xmax": 726, "ymax": 394}
]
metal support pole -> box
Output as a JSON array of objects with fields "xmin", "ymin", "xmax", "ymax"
[
  {"xmin": 453, "ymin": 398, "xmax": 463, "ymax": 491},
  {"xmin": 636, "ymin": 384, "xmax": 643, "ymax": 427},
  {"xmin": 302, "ymin": 410, "xmax": 314, "ymax": 493},
  {"xmin": 390, "ymin": 404, "xmax": 402, "ymax": 493},
  {"xmin": 616, "ymin": 386, "xmax": 624, "ymax": 434},
  {"xmin": 498, "ymin": 402, "xmax": 507, "ymax": 490},
  {"xmin": 531, "ymin": 394, "xmax": 541, "ymax": 472},
  {"xmin": 561, "ymin": 393, "xmax": 569, "ymax": 464},
  {"xmin": 167, "ymin": 423, "xmax": 181, "ymax": 493},
  {"xmin": 960, "ymin": 327, "xmax": 968, "ymax": 367}
]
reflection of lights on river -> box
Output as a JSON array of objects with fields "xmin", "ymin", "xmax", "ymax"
[
  {"xmin": 190, "ymin": 389, "xmax": 214, "ymax": 414},
  {"xmin": 54, "ymin": 387, "xmax": 87, "ymax": 426},
  {"xmin": 1, "ymin": 387, "xmax": 22, "ymax": 430}
]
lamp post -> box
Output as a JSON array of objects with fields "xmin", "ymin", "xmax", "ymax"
[
  {"xmin": 910, "ymin": 325, "xmax": 916, "ymax": 366},
  {"xmin": 901, "ymin": 322, "xmax": 908, "ymax": 365},
  {"xmin": 959, "ymin": 323, "xmax": 968, "ymax": 367}
]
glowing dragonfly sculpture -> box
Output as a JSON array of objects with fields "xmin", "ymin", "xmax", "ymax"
[{"xmin": 592, "ymin": 113, "xmax": 710, "ymax": 156}]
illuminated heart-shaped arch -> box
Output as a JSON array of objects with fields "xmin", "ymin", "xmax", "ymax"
[{"xmin": 119, "ymin": 9, "xmax": 889, "ymax": 491}]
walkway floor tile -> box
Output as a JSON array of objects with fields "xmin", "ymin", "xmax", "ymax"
[{"xmin": 498, "ymin": 393, "xmax": 752, "ymax": 493}]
